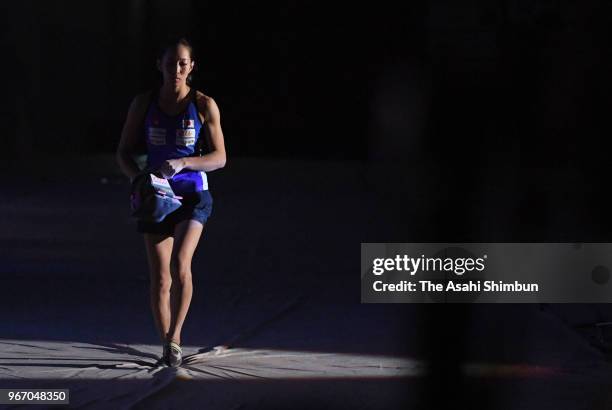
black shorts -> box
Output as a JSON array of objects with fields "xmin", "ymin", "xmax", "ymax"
[{"xmin": 137, "ymin": 190, "xmax": 213, "ymax": 235}]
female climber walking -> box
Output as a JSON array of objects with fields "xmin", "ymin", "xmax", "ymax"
[{"xmin": 115, "ymin": 37, "xmax": 226, "ymax": 367}]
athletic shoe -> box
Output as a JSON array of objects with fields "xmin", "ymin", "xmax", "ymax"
[{"xmin": 167, "ymin": 341, "xmax": 182, "ymax": 367}]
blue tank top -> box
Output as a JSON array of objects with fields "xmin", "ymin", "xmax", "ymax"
[{"xmin": 143, "ymin": 88, "xmax": 209, "ymax": 195}]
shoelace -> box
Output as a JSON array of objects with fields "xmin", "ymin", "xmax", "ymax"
[{"xmin": 169, "ymin": 341, "xmax": 182, "ymax": 354}]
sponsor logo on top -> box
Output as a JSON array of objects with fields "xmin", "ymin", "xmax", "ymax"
[
  {"xmin": 148, "ymin": 127, "xmax": 166, "ymax": 145},
  {"xmin": 176, "ymin": 129, "xmax": 196, "ymax": 146}
]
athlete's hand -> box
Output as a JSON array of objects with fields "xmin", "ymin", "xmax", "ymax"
[{"xmin": 159, "ymin": 158, "xmax": 187, "ymax": 179}]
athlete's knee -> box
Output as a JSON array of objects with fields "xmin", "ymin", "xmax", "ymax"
[
  {"xmin": 151, "ymin": 270, "xmax": 172, "ymax": 292},
  {"xmin": 170, "ymin": 258, "xmax": 192, "ymax": 284}
]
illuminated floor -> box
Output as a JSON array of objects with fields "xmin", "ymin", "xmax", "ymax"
[
  {"xmin": 0, "ymin": 340, "xmax": 421, "ymax": 409},
  {"xmin": 2, "ymin": 338, "xmax": 612, "ymax": 410},
  {"xmin": 0, "ymin": 339, "xmax": 421, "ymax": 381}
]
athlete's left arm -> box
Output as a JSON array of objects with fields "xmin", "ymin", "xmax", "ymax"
[{"xmin": 183, "ymin": 94, "xmax": 227, "ymax": 172}]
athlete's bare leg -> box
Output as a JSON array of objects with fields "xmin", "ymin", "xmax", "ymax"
[
  {"xmin": 167, "ymin": 219, "xmax": 204, "ymax": 345},
  {"xmin": 144, "ymin": 233, "xmax": 174, "ymax": 343}
]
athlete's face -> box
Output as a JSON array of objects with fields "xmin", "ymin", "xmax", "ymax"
[{"xmin": 158, "ymin": 45, "xmax": 194, "ymax": 86}]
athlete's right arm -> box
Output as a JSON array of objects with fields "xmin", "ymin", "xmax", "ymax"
[{"xmin": 116, "ymin": 93, "xmax": 149, "ymax": 182}]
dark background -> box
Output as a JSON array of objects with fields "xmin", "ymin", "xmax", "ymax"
[{"xmin": 2, "ymin": 1, "xmax": 610, "ymax": 165}]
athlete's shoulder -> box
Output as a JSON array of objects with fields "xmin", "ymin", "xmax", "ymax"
[
  {"xmin": 133, "ymin": 90, "xmax": 155, "ymax": 107},
  {"xmin": 195, "ymin": 90, "xmax": 220, "ymax": 120},
  {"xmin": 195, "ymin": 90, "xmax": 215, "ymax": 107},
  {"xmin": 125, "ymin": 91, "xmax": 154, "ymax": 123}
]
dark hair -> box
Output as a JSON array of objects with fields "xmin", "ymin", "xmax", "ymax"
[{"xmin": 157, "ymin": 37, "xmax": 196, "ymax": 85}]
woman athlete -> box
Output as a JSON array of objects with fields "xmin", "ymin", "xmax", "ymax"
[{"xmin": 115, "ymin": 38, "xmax": 226, "ymax": 367}]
